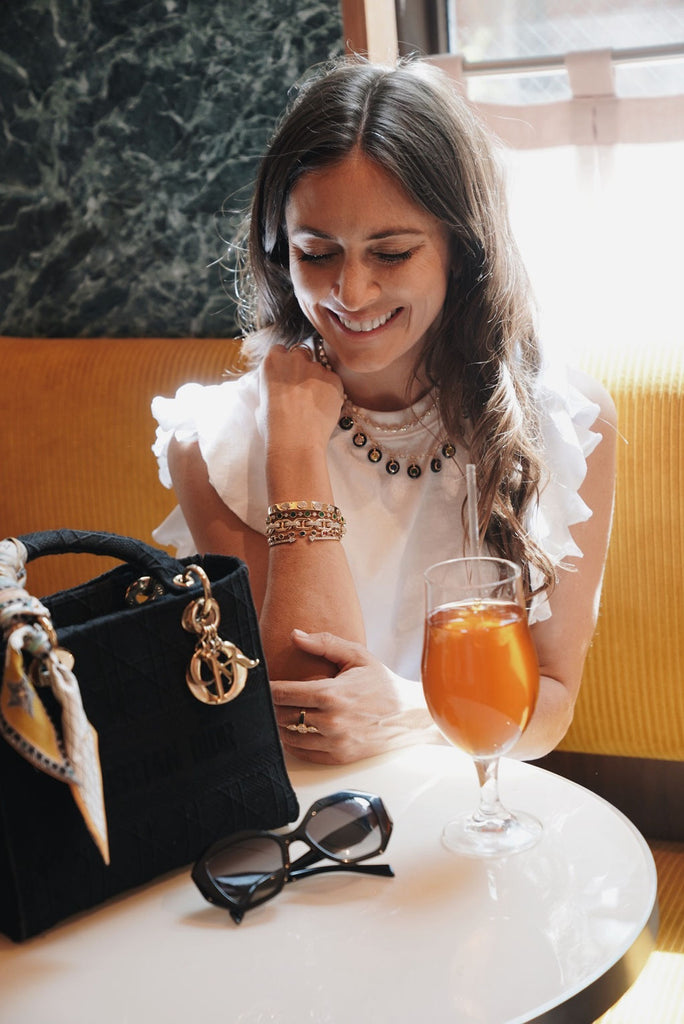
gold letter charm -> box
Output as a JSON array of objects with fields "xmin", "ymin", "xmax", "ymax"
[{"xmin": 177, "ymin": 566, "xmax": 259, "ymax": 705}]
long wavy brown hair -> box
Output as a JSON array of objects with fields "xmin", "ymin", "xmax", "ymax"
[{"xmin": 233, "ymin": 57, "xmax": 556, "ymax": 600}]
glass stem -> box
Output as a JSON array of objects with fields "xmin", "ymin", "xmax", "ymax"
[{"xmin": 473, "ymin": 758, "xmax": 510, "ymax": 824}]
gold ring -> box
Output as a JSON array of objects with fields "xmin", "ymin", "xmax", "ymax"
[{"xmin": 285, "ymin": 709, "xmax": 319, "ymax": 734}]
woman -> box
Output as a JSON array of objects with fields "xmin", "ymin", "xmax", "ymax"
[{"xmin": 152, "ymin": 57, "xmax": 616, "ymax": 765}]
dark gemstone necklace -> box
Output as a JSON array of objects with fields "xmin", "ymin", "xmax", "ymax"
[
  {"xmin": 313, "ymin": 337, "xmax": 457, "ymax": 478},
  {"xmin": 338, "ymin": 399, "xmax": 456, "ymax": 478}
]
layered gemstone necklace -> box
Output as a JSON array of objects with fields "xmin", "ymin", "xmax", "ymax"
[
  {"xmin": 339, "ymin": 399, "xmax": 456, "ymax": 478},
  {"xmin": 314, "ymin": 339, "xmax": 457, "ymax": 479}
]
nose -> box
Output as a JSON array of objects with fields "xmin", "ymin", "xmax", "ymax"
[{"xmin": 333, "ymin": 258, "xmax": 380, "ymax": 311}]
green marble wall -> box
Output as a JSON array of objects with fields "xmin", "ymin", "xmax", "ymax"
[{"xmin": 0, "ymin": 0, "xmax": 343, "ymax": 338}]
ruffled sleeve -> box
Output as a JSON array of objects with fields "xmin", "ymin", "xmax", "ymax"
[
  {"xmin": 151, "ymin": 371, "xmax": 267, "ymax": 556},
  {"xmin": 527, "ymin": 359, "xmax": 603, "ymax": 624}
]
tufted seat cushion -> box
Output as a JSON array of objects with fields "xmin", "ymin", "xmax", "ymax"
[{"xmin": 2, "ymin": 336, "xmax": 242, "ymax": 597}]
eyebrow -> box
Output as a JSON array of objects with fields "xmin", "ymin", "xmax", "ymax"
[{"xmin": 291, "ymin": 226, "xmax": 425, "ymax": 241}]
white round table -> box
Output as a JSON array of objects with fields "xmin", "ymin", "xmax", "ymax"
[{"xmin": 0, "ymin": 745, "xmax": 657, "ymax": 1024}]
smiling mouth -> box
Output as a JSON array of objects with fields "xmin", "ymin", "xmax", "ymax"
[{"xmin": 332, "ymin": 308, "xmax": 401, "ymax": 333}]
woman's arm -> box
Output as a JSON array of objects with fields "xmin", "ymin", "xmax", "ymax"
[
  {"xmin": 167, "ymin": 345, "xmax": 366, "ymax": 682},
  {"xmin": 259, "ymin": 345, "xmax": 366, "ymax": 679},
  {"xmin": 166, "ymin": 435, "xmax": 270, "ymax": 606},
  {"xmin": 513, "ymin": 369, "xmax": 618, "ymax": 759}
]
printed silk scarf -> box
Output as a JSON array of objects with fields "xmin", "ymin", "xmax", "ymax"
[{"xmin": 0, "ymin": 537, "xmax": 109, "ymax": 863}]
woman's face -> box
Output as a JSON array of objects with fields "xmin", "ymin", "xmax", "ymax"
[{"xmin": 285, "ymin": 150, "xmax": 452, "ymax": 408}]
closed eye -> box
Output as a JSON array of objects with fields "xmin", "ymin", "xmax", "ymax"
[
  {"xmin": 297, "ymin": 251, "xmax": 335, "ymax": 263},
  {"xmin": 295, "ymin": 249, "xmax": 416, "ymax": 265},
  {"xmin": 376, "ymin": 250, "xmax": 414, "ymax": 264}
]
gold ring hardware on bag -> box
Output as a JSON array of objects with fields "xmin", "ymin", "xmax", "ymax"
[
  {"xmin": 174, "ymin": 565, "xmax": 259, "ymax": 705},
  {"xmin": 124, "ymin": 576, "xmax": 165, "ymax": 606},
  {"xmin": 27, "ymin": 615, "xmax": 76, "ymax": 688}
]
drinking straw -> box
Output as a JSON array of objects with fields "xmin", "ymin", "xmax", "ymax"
[{"xmin": 466, "ymin": 463, "xmax": 480, "ymax": 558}]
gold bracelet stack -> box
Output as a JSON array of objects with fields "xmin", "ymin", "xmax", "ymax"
[{"xmin": 266, "ymin": 501, "xmax": 346, "ymax": 547}]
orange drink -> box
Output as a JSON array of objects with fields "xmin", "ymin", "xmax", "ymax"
[
  {"xmin": 423, "ymin": 557, "xmax": 544, "ymax": 854},
  {"xmin": 422, "ymin": 600, "xmax": 539, "ymax": 759}
]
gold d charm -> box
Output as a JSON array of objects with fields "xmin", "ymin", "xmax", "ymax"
[{"xmin": 176, "ymin": 566, "xmax": 259, "ymax": 705}]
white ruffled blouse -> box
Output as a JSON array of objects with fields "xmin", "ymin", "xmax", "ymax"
[{"xmin": 151, "ymin": 358, "xmax": 601, "ymax": 680}]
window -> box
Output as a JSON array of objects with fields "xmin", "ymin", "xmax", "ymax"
[
  {"xmin": 396, "ymin": 1, "xmax": 684, "ymax": 357},
  {"xmin": 449, "ymin": 0, "xmax": 684, "ymax": 103}
]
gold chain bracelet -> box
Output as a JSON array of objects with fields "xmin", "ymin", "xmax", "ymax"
[{"xmin": 266, "ymin": 501, "xmax": 346, "ymax": 547}]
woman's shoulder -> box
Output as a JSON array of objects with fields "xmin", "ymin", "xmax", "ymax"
[
  {"xmin": 527, "ymin": 357, "xmax": 617, "ymax": 623},
  {"xmin": 152, "ymin": 368, "xmax": 260, "ymax": 424},
  {"xmin": 565, "ymin": 365, "xmax": 618, "ymax": 431},
  {"xmin": 152, "ymin": 368, "xmax": 262, "ymax": 490},
  {"xmin": 535, "ymin": 353, "xmax": 617, "ymax": 446}
]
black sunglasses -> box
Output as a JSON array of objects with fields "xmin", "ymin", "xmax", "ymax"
[{"xmin": 192, "ymin": 790, "xmax": 394, "ymax": 924}]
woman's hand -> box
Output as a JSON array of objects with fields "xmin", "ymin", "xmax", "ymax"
[
  {"xmin": 262, "ymin": 344, "xmax": 344, "ymax": 457},
  {"xmin": 271, "ymin": 629, "xmax": 443, "ymax": 764}
]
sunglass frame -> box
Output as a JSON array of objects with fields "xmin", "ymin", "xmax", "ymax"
[{"xmin": 191, "ymin": 789, "xmax": 393, "ymax": 923}]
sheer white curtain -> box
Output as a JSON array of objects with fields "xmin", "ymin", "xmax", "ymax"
[{"xmin": 430, "ymin": 50, "xmax": 684, "ymax": 361}]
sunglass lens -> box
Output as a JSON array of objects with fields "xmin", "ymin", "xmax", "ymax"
[
  {"xmin": 307, "ymin": 795, "xmax": 382, "ymax": 860},
  {"xmin": 205, "ymin": 835, "xmax": 284, "ymax": 908}
]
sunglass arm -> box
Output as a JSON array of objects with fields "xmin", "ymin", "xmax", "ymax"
[{"xmin": 290, "ymin": 862, "xmax": 394, "ymax": 881}]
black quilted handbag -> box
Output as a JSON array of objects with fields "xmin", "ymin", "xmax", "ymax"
[{"xmin": 0, "ymin": 530, "xmax": 299, "ymax": 941}]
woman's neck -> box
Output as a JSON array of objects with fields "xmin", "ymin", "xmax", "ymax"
[
  {"xmin": 316, "ymin": 340, "xmax": 432, "ymax": 412},
  {"xmin": 342, "ymin": 376, "xmax": 432, "ymax": 412}
]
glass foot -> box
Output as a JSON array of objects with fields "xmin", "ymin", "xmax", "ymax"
[{"xmin": 442, "ymin": 809, "xmax": 542, "ymax": 858}]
